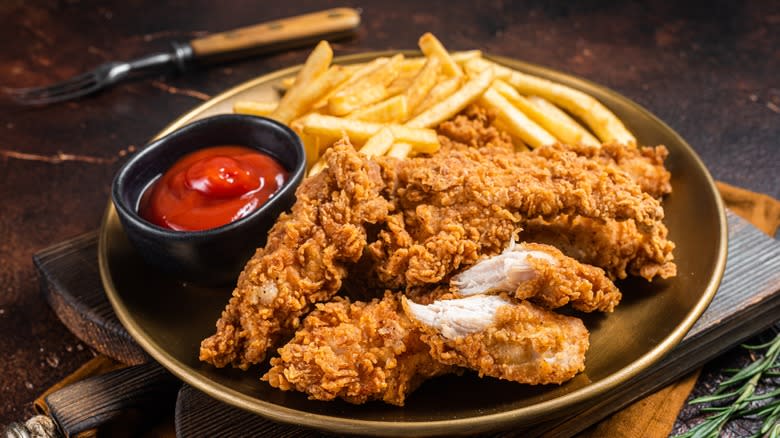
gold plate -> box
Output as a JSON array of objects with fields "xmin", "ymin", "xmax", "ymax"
[{"xmin": 99, "ymin": 52, "xmax": 727, "ymax": 436}]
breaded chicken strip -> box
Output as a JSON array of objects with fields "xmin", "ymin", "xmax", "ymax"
[
  {"xmin": 451, "ymin": 242, "xmax": 621, "ymax": 312},
  {"xmin": 370, "ymin": 138, "xmax": 667, "ymax": 288},
  {"xmin": 564, "ymin": 142, "xmax": 672, "ymax": 198},
  {"xmin": 519, "ymin": 141, "xmax": 675, "ymax": 280},
  {"xmin": 200, "ymin": 141, "xmax": 392, "ymax": 369},
  {"xmin": 522, "ymin": 215, "xmax": 677, "ymax": 281},
  {"xmin": 403, "ymin": 295, "xmax": 589, "ymax": 385},
  {"xmin": 263, "ymin": 292, "xmax": 453, "ymax": 406}
]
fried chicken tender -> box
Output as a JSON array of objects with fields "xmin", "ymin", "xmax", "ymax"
[
  {"xmin": 451, "ymin": 242, "xmax": 621, "ymax": 312},
  {"xmin": 200, "ymin": 141, "xmax": 392, "ymax": 369},
  {"xmin": 263, "ymin": 292, "xmax": 453, "ymax": 406},
  {"xmin": 518, "ymin": 141, "xmax": 675, "ymax": 280},
  {"xmin": 403, "ymin": 295, "xmax": 589, "ymax": 385},
  {"xmin": 522, "ymin": 215, "xmax": 677, "ymax": 280},
  {"xmin": 369, "ymin": 122, "xmax": 667, "ymax": 288},
  {"xmin": 562, "ymin": 142, "xmax": 672, "ymax": 198}
]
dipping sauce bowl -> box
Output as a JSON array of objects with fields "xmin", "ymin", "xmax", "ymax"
[{"xmin": 112, "ymin": 114, "xmax": 306, "ymax": 285}]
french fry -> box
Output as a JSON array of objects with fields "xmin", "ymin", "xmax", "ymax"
[
  {"xmin": 300, "ymin": 114, "xmax": 440, "ymax": 152},
  {"xmin": 418, "ymin": 33, "xmax": 462, "ymax": 77},
  {"xmin": 289, "ymin": 119, "xmax": 319, "ymax": 171},
  {"xmin": 387, "ymin": 142, "xmax": 413, "ymax": 159},
  {"xmin": 413, "ymin": 76, "xmax": 462, "ymax": 116},
  {"xmin": 279, "ymin": 77, "xmax": 296, "ymax": 90},
  {"xmin": 282, "ymin": 65, "xmax": 351, "ymax": 120},
  {"xmin": 328, "ymin": 54, "xmax": 404, "ymax": 116},
  {"xmin": 359, "ymin": 127, "xmax": 395, "ymax": 157},
  {"xmin": 309, "ymin": 158, "xmax": 327, "ymax": 176},
  {"xmin": 407, "ymin": 68, "xmax": 495, "ymax": 129},
  {"xmin": 465, "ymin": 58, "xmax": 634, "ymax": 144},
  {"xmin": 299, "ymin": 132, "xmax": 321, "ymax": 170},
  {"xmin": 391, "ymin": 50, "xmax": 484, "ymax": 73},
  {"xmin": 386, "ymin": 62, "xmax": 426, "ymax": 96},
  {"xmin": 348, "ymin": 95, "xmax": 408, "ymax": 123},
  {"xmin": 492, "ymin": 80, "xmax": 600, "ymax": 147},
  {"xmin": 270, "ymin": 40, "xmax": 333, "ymax": 123},
  {"xmin": 397, "ymin": 59, "xmax": 424, "ymax": 75},
  {"xmin": 525, "ymin": 95, "xmax": 600, "ymax": 146},
  {"xmin": 480, "ymin": 87, "xmax": 557, "ymax": 149},
  {"xmin": 492, "ymin": 118, "xmax": 530, "ymax": 152},
  {"xmin": 233, "ymin": 101, "xmax": 277, "ymax": 117},
  {"xmin": 451, "ymin": 50, "xmax": 482, "ymax": 64},
  {"xmin": 313, "ymin": 57, "xmax": 390, "ymax": 110},
  {"xmin": 404, "ymin": 57, "xmax": 441, "ymax": 114},
  {"xmin": 278, "ymin": 64, "xmax": 362, "ymax": 92},
  {"xmin": 386, "ymin": 76, "xmax": 414, "ymax": 97}
]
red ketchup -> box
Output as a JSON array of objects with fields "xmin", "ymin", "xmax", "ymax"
[{"xmin": 139, "ymin": 145, "xmax": 287, "ymax": 231}]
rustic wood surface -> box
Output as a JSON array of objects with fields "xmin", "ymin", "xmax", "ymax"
[{"xmin": 0, "ymin": 0, "xmax": 778, "ymax": 426}]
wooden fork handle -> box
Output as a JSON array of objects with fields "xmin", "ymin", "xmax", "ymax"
[{"xmin": 189, "ymin": 8, "xmax": 360, "ymax": 61}]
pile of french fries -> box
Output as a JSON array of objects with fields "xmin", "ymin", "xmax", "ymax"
[{"xmin": 233, "ymin": 33, "xmax": 636, "ymax": 175}]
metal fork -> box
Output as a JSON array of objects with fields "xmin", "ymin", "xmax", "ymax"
[
  {"xmin": 3, "ymin": 49, "xmax": 188, "ymax": 106},
  {"xmin": 3, "ymin": 8, "xmax": 361, "ymax": 106}
]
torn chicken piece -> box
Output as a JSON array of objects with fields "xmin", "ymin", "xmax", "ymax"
[
  {"xmin": 403, "ymin": 295, "xmax": 589, "ymax": 385},
  {"xmin": 451, "ymin": 242, "xmax": 621, "ymax": 312},
  {"xmin": 200, "ymin": 141, "xmax": 392, "ymax": 369},
  {"xmin": 263, "ymin": 292, "xmax": 454, "ymax": 406}
]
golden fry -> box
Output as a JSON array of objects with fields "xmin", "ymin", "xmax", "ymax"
[
  {"xmin": 300, "ymin": 114, "xmax": 439, "ymax": 151},
  {"xmin": 525, "ymin": 95, "xmax": 600, "ymax": 146},
  {"xmin": 280, "ymin": 64, "xmax": 361, "ymax": 91},
  {"xmin": 233, "ymin": 101, "xmax": 277, "ymax": 117},
  {"xmin": 348, "ymin": 95, "xmax": 409, "ymax": 123},
  {"xmin": 466, "ymin": 58, "xmax": 634, "ymax": 144},
  {"xmin": 308, "ymin": 158, "xmax": 327, "ymax": 176},
  {"xmin": 492, "ymin": 80, "xmax": 600, "ymax": 147},
  {"xmin": 480, "ymin": 87, "xmax": 557, "ymax": 149},
  {"xmin": 387, "ymin": 142, "xmax": 413, "ymax": 159},
  {"xmin": 271, "ymin": 40, "xmax": 333, "ymax": 123},
  {"xmin": 359, "ymin": 127, "xmax": 395, "ymax": 157},
  {"xmin": 289, "ymin": 119, "xmax": 318, "ymax": 171},
  {"xmin": 451, "ymin": 50, "xmax": 482, "ymax": 64},
  {"xmin": 313, "ymin": 58, "xmax": 389, "ymax": 110},
  {"xmin": 279, "ymin": 77, "xmax": 295, "ymax": 90},
  {"xmin": 413, "ymin": 76, "xmax": 462, "ymax": 116},
  {"xmin": 405, "ymin": 57, "xmax": 441, "ymax": 114},
  {"xmin": 328, "ymin": 54, "xmax": 404, "ymax": 116},
  {"xmin": 386, "ymin": 76, "xmax": 414, "ymax": 97},
  {"xmin": 391, "ymin": 50, "xmax": 484, "ymax": 73},
  {"xmin": 407, "ymin": 68, "xmax": 495, "ymax": 129},
  {"xmin": 418, "ymin": 33, "xmax": 462, "ymax": 77}
]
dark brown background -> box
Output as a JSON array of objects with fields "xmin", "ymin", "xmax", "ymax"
[{"xmin": 0, "ymin": 0, "xmax": 777, "ymax": 425}]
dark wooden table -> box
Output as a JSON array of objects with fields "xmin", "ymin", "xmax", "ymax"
[{"xmin": 1, "ymin": 0, "xmax": 778, "ymax": 426}]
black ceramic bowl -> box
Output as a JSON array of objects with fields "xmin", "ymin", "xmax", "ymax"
[{"xmin": 112, "ymin": 114, "xmax": 306, "ymax": 285}]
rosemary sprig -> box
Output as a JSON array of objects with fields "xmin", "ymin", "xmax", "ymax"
[{"xmin": 675, "ymin": 331, "xmax": 780, "ymax": 438}]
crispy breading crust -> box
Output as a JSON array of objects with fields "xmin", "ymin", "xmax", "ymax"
[
  {"xmin": 585, "ymin": 142, "xmax": 672, "ymax": 199},
  {"xmin": 199, "ymin": 141, "xmax": 392, "ymax": 369},
  {"xmin": 515, "ymin": 243, "xmax": 621, "ymax": 312},
  {"xmin": 404, "ymin": 297, "xmax": 589, "ymax": 385},
  {"xmin": 369, "ymin": 124, "xmax": 667, "ymax": 288},
  {"xmin": 522, "ymin": 216, "xmax": 677, "ymax": 280},
  {"xmin": 263, "ymin": 292, "xmax": 454, "ymax": 406}
]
